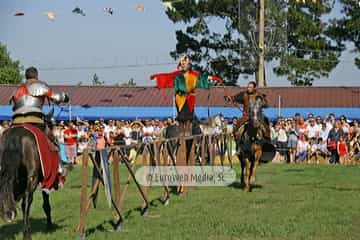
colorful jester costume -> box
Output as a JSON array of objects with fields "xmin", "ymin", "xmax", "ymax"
[
  {"xmin": 150, "ymin": 57, "xmax": 222, "ymax": 122},
  {"xmin": 150, "ymin": 56, "xmax": 222, "ymax": 194}
]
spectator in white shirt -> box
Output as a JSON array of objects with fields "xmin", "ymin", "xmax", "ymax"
[
  {"xmin": 104, "ymin": 119, "xmax": 117, "ymax": 140},
  {"xmin": 142, "ymin": 119, "xmax": 154, "ymax": 143},
  {"xmin": 121, "ymin": 121, "xmax": 132, "ymax": 138},
  {"xmin": 315, "ymin": 116, "xmax": 323, "ymax": 129},
  {"xmin": 309, "ymin": 137, "xmax": 318, "ymax": 158},
  {"xmin": 297, "ymin": 135, "xmax": 310, "ymax": 162},
  {"xmin": 305, "ymin": 113, "xmax": 314, "ymax": 125},
  {"xmin": 317, "ymin": 137, "xmax": 329, "ymax": 158},
  {"xmin": 277, "ymin": 123, "xmax": 288, "ymax": 156},
  {"xmin": 307, "ymin": 118, "xmax": 320, "ymax": 139},
  {"xmin": 319, "ymin": 122, "xmax": 330, "ymax": 141},
  {"xmin": 153, "ymin": 119, "xmax": 163, "ymax": 138},
  {"xmin": 325, "ymin": 114, "xmax": 335, "ymax": 130}
]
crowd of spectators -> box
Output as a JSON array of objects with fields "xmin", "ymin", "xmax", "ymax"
[
  {"xmin": 270, "ymin": 113, "xmax": 360, "ymax": 164},
  {"xmin": 1, "ymin": 113, "xmax": 360, "ymax": 165}
]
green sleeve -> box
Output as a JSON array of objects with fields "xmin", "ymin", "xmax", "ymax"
[{"xmin": 196, "ymin": 74, "xmax": 209, "ymax": 89}]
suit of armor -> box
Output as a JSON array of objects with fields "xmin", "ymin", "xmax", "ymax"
[{"xmin": 11, "ymin": 80, "xmax": 68, "ymax": 126}]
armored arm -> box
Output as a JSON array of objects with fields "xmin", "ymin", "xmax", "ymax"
[
  {"xmin": 28, "ymin": 82, "xmax": 69, "ymax": 104},
  {"xmin": 51, "ymin": 92, "xmax": 70, "ymax": 104}
]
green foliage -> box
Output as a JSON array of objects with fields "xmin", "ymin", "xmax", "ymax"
[
  {"xmin": 164, "ymin": 0, "xmax": 341, "ymax": 86},
  {"xmin": 0, "ymin": 43, "xmax": 22, "ymax": 84},
  {"xmin": 166, "ymin": 0, "xmax": 252, "ymax": 85},
  {"xmin": 274, "ymin": 0, "xmax": 341, "ymax": 86},
  {"xmin": 327, "ymin": 0, "xmax": 360, "ymax": 69},
  {"xmin": 121, "ymin": 78, "xmax": 136, "ymax": 87}
]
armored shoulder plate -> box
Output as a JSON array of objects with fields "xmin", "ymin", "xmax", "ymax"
[{"xmin": 27, "ymin": 81, "xmax": 50, "ymax": 97}]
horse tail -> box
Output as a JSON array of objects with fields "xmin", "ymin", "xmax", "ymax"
[{"xmin": 0, "ymin": 129, "xmax": 23, "ymax": 222}]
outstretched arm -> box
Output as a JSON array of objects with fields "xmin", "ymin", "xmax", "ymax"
[
  {"xmin": 27, "ymin": 81, "xmax": 69, "ymax": 104},
  {"xmin": 48, "ymin": 91, "xmax": 69, "ymax": 104},
  {"xmin": 150, "ymin": 70, "xmax": 182, "ymax": 88},
  {"xmin": 225, "ymin": 91, "xmax": 244, "ymax": 104}
]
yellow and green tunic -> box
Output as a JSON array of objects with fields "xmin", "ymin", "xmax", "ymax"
[{"xmin": 150, "ymin": 69, "xmax": 214, "ymax": 121}]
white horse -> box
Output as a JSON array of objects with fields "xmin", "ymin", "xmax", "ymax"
[{"xmin": 198, "ymin": 114, "xmax": 232, "ymax": 167}]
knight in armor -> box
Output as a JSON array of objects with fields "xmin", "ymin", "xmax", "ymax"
[
  {"xmin": 10, "ymin": 67, "xmax": 70, "ymax": 176},
  {"xmin": 11, "ymin": 67, "xmax": 69, "ymax": 129},
  {"xmin": 225, "ymin": 81, "xmax": 270, "ymax": 139}
]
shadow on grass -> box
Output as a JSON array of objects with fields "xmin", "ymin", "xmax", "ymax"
[
  {"xmin": 284, "ymin": 169, "xmax": 305, "ymax": 173},
  {"xmin": 0, "ymin": 218, "xmax": 62, "ymax": 240},
  {"xmin": 85, "ymin": 194, "xmax": 172, "ymax": 238},
  {"xmin": 315, "ymin": 186, "xmax": 360, "ymax": 192},
  {"xmin": 290, "ymin": 182, "xmax": 324, "ymax": 187},
  {"xmin": 69, "ymin": 184, "xmax": 91, "ymax": 189},
  {"xmin": 86, "ymin": 220, "xmax": 112, "ymax": 236},
  {"xmin": 228, "ymin": 182, "xmax": 263, "ymax": 190}
]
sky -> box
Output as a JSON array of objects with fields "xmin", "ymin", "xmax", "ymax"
[{"xmin": 0, "ymin": 0, "xmax": 359, "ymax": 87}]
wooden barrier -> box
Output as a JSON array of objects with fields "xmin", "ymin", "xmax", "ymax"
[{"xmin": 78, "ymin": 132, "xmax": 234, "ymax": 239}]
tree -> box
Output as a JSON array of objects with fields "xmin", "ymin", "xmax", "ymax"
[
  {"xmin": 326, "ymin": 0, "xmax": 360, "ymax": 69},
  {"xmin": 165, "ymin": 0, "xmax": 268, "ymax": 85},
  {"xmin": 0, "ymin": 43, "xmax": 22, "ymax": 84},
  {"xmin": 92, "ymin": 73, "xmax": 105, "ymax": 85},
  {"xmin": 121, "ymin": 78, "xmax": 136, "ymax": 87},
  {"xmin": 274, "ymin": 0, "xmax": 341, "ymax": 86},
  {"xmin": 164, "ymin": 0, "xmax": 341, "ymax": 86}
]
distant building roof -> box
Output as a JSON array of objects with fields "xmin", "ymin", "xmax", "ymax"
[{"xmin": 0, "ymin": 85, "xmax": 359, "ymax": 107}]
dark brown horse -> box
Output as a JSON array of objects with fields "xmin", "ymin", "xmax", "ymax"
[
  {"xmin": 0, "ymin": 127, "xmax": 52, "ymax": 240},
  {"xmin": 236, "ymin": 95, "xmax": 274, "ymax": 192}
]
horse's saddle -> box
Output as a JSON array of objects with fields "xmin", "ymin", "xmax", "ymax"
[{"xmin": 10, "ymin": 124, "xmax": 62, "ymax": 191}]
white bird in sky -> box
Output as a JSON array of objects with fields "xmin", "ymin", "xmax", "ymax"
[{"xmin": 44, "ymin": 11, "xmax": 56, "ymax": 21}]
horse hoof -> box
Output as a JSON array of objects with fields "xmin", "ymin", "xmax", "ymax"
[
  {"xmin": 141, "ymin": 207, "xmax": 149, "ymax": 217},
  {"xmin": 115, "ymin": 221, "xmax": 123, "ymax": 231},
  {"xmin": 23, "ymin": 234, "xmax": 31, "ymax": 240},
  {"xmin": 163, "ymin": 198, "xmax": 170, "ymax": 206},
  {"xmin": 79, "ymin": 234, "xmax": 86, "ymax": 240}
]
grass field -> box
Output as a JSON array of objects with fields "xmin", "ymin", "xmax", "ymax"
[{"xmin": 1, "ymin": 163, "xmax": 360, "ymax": 240}]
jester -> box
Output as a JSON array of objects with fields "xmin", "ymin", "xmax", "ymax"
[
  {"xmin": 150, "ymin": 55, "xmax": 223, "ymax": 135},
  {"xmin": 150, "ymin": 56, "xmax": 222, "ymax": 193}
]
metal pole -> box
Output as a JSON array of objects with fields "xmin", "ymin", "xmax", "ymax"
[
  {"xmin": 258, "ymin": 0, "xmax": 265, "ymax": 87},
  {"xmin": 238, "ymin": 0, "xmax": 241, "ymax": 82},
  {"xmin": 69, "ymin": 100, "xmax": 72, "ymax": 122},
  {"xmin": 278, "ymin": 95, "xmax": 281, "ymax": 117},
  {"xmin": 173, "ymin": 95, "xmax": 176, "ymax": 121}
]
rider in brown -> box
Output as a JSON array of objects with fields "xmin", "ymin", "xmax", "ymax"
[{"xmin": 225, "ymin": 81, "xmax": 270, "ymax": 139}]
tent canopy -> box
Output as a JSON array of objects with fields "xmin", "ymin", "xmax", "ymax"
[{"xmin": 0, "ymin": 105, "xmax": 359, "ymax": 121}]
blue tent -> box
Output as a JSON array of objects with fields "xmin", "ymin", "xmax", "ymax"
[{"xmin": 1, "ymin": 105, "xmax": 359, "ymax": 121}]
